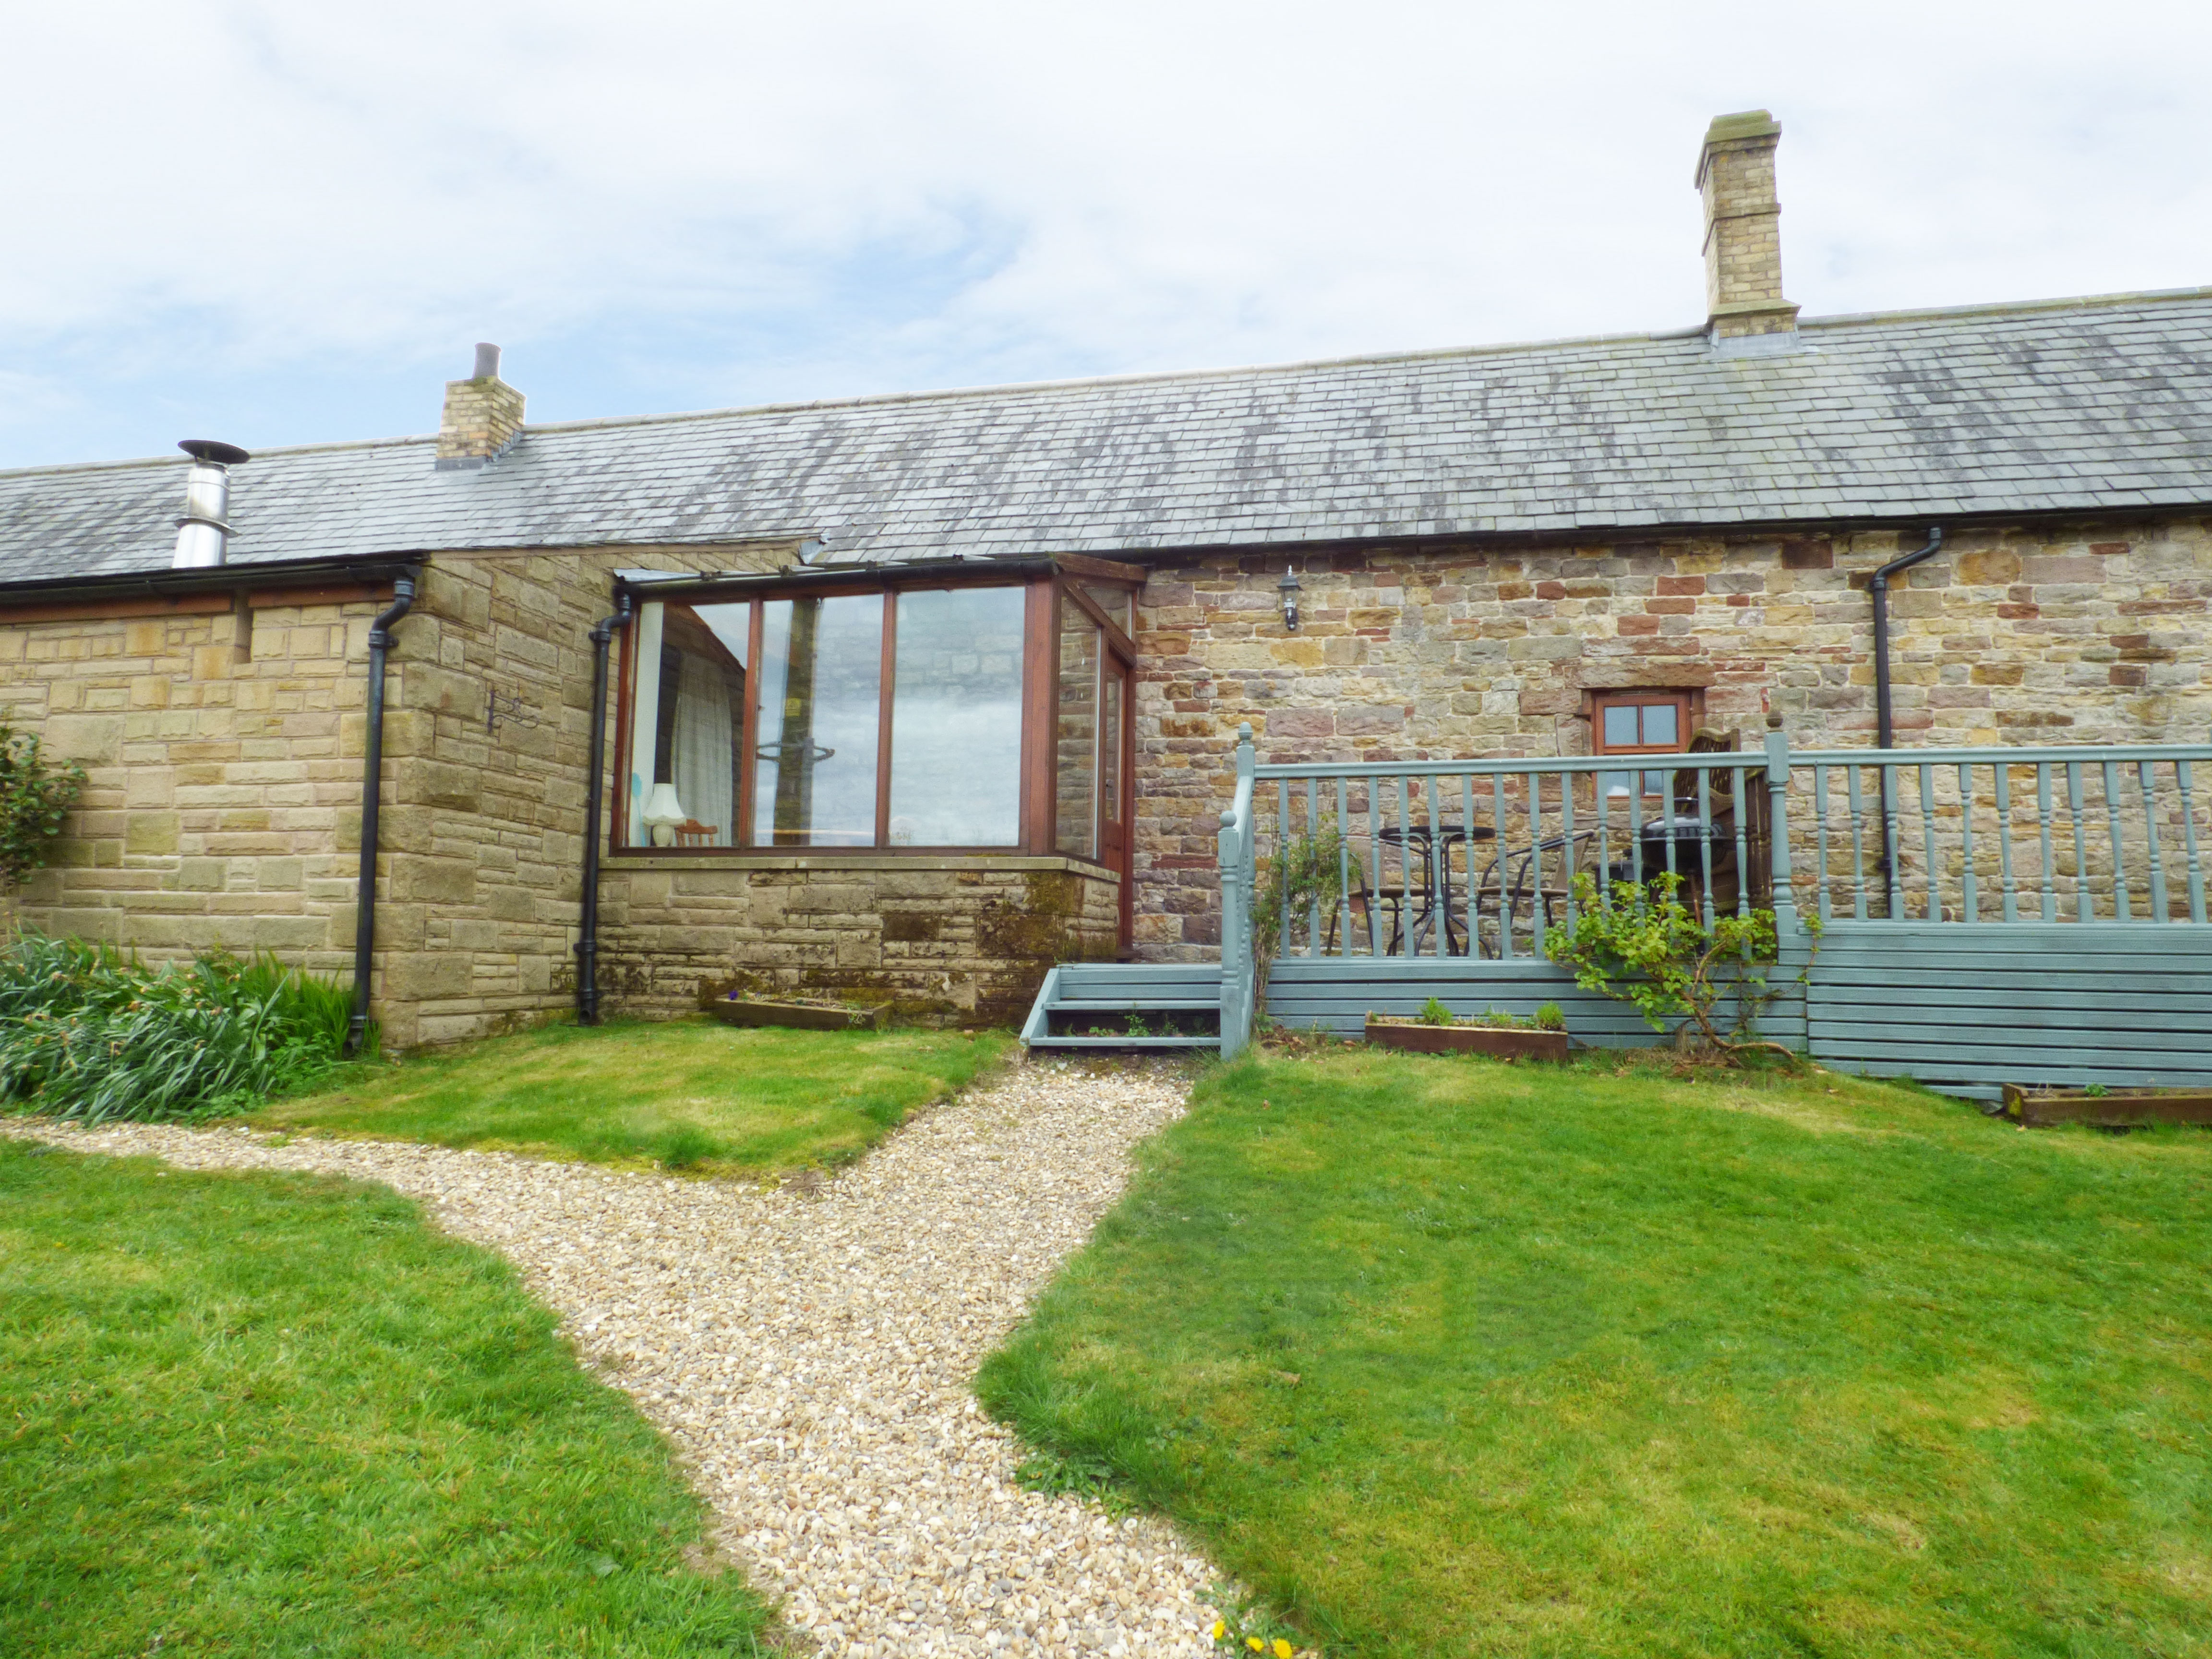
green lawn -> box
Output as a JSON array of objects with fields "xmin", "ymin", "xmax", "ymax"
[
  {"xmin": 0, "ymin": 1139, "xmax": 775, "ymax": 1658},
  {"xmin": 979, "ymin": 1049, "xmax": 2212, "ymax": 1658},
  {"xmin": 250, "ymin": 1020, "xmax": 1009, "ymax": 1176}
]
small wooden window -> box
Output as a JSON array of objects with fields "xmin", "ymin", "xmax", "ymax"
[{"xmin": 1591, "ymin": 691, "xmax": 1694, "ymax": 796}]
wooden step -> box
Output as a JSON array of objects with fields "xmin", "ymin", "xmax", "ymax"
[
  {"xmin": 1029, "ymin": 1042, "xmax": 1216, "ymax": 1051},
  {"xmin": 1044, "ymin": 998, "xmax": 1220, "ymax": 1012}
]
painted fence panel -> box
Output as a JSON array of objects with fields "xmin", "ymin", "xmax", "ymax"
[{"xmin": 1801, "ymin": 922, "xmax": 2212, "ymax": 1098}]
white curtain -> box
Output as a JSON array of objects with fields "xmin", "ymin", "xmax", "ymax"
[
  {"xmin": 627, "ymin": 602, "xmax": 667, "ymax": 846},
  {"xmin": 672, "ymin": 652, "xmax": 734, "ymax": 845}
]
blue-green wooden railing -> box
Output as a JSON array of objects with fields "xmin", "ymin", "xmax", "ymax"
[{"xmin": 1214, "ymin": 728, "xmax": 2212, "ymax": 1060}]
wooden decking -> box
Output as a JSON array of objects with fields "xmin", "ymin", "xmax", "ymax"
[{"xmin": 1020, "ymin": 730, "xmax": 2212, "ymax": 1100}]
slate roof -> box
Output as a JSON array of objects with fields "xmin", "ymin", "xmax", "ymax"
[{"xmin": 3, "ymin": 287, "xmax": 2210, "ymax": 585}]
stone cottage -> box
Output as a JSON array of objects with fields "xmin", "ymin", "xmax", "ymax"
[{"xmin": 1, "ymin": 109, "xmax": 2208, "ymax": 1047}]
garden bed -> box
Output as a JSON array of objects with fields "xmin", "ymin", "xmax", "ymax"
[
  {"xmin": 2002, "ymin": 1082, "xmax": 2212, "ymax": 1127},
  {"xmin": 1364, "ymin": 999, "xmax": 1569, "ymax": 1061},
  {"xmin": 705, "ymin": 992, "xmax": 889, "ymax": 1032}
]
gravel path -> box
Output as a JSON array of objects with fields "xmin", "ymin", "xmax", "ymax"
[{"xmin": 5, "ymin": 1058, "xmax": 1224, "ymax": 1657}]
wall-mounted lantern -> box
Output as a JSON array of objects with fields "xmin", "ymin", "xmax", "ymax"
[{"xmin": 1278, "ymin": 564, "xmax": 1303, "ymax": 632}]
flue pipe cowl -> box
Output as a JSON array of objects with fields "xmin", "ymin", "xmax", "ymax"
[{"xmin": 172, "ymin": 439, "xmax": 250, "ymax": 568}]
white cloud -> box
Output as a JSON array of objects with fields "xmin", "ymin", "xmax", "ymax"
[{"xmin": 2, "ymin": 0, "xmax": 2207, "ymax": 462}]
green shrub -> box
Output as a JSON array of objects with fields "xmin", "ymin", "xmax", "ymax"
[
  {"xmin": 1417, "ymin": 996, "xmax": 1455, "ymax": 1027},
  {"xmin": 0, "ymin": 724, "xmax": 85, "ymax": 890},
  {"xmin": 0, "ymin": 934, "xmax": 363, "ymax": 1124},
  {"xmin": 1533, "ymin": 1001, "xmax": 1568, "ymax": 1032},
  {"xmin": 1546, "ymin": 872, "xmax": 1802, "ymax": 1058}
]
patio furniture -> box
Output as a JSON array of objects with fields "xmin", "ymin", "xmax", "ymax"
[
  {"xmin": 1469, "ymin": 828, "xmax": 1604, "ymax": 956},
  {"xmin": 1376, "ymin": 823, "xmax": 1494, "ymax": 955}
]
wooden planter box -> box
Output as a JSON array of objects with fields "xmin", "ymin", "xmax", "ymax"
[
  {"xmin": 708, "ymin": 995, "xmax": 889, "ymax": 1033},
  {"xmin": 1365, "ymin": 1017, "xmax": 1569, "ymax": 1061},
  {"xmin": 2002, "ymin": 1084, "xmax": 2212, "ymax": 1128}
]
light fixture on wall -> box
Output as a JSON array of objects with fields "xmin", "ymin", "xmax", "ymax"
[{"xmin": 1278, "ymin": 563, "xmax": 1303, "ymax": 632}]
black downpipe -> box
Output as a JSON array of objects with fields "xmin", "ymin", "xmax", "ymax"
[
  {"xmin": 576, "ymin": 588, "xmax": 634, "ymax": 1025},
  {"xmin": 1871, "ymin": 526, "xmax": 1944, "ymax": 751},
  {"xmin": 346, "ymin": 568, "xmax": 420, "ymax": 1056}
]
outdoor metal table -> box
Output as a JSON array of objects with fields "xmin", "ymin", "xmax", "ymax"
[{"xmin": 1376, "ymin": 822, "xmax": 1497, "ymax": 954}]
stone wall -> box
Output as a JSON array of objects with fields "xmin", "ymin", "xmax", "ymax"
[
  {"xmin": 1, "ymin": 590, "xmax": 387, "ymax": 976},
  {"xmin": 1129, "ymin": 517, "xmax": 2212, "ymax": 956},
  {"xmin": 593, "ymin": 855, "xmax": 1121, "ymax": 1026}
]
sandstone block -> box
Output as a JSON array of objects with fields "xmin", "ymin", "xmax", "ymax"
[
  {"xmin": 394, "ymin": 857, "xmax": 476, "ymax": 904},
  {"xmin": 383, "ymin": 952, "xmax": 472, "ymax": 1000},
  {"xmin": 125, "ymin": 812, "xmax": 180, "ymax": 855},
  {"xmin": 44, "ymin": 714, "xmax": 124, "ymax": 764}
]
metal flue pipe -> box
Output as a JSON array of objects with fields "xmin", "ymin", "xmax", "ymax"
[{"xmin": 171, "ymin": 439, "xmax": 250, "ymax": 568}]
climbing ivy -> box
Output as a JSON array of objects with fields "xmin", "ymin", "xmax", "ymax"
[{"xmin": 0, "ymin": 724, "xmax": 84, "ymax": 890}]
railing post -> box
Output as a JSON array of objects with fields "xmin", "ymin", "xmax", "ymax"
[
  {"xmin": 1217, "ymin": 724, "xmax": 1257, "ymax": 1058},
  {"xmin": 1763, "ymin": 717, "xmax": 1810, "ymax": 1052}
]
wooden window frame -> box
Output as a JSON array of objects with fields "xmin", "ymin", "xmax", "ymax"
[
  {"xmin": 613, "ymin": 568, "xmax": 1141, "ymax": 860},
  {"xmin": 1589, "ymin": 690, "xmax": 1699, "ymax": 794}
]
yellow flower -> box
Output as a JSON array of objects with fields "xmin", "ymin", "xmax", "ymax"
[
  {"xmin": 1248, "ymin": 1641, "xmax": 1264, "ymax": 1654},
  {"xmin": 1274, "ymin": 1644, "xmax": 1295, "ymax": 1659},
  {"xmin": 1212, "ymin": 1622, "xmax": 1226, "ymax": 1642}
]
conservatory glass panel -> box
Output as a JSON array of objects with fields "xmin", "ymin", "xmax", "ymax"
[
  {"xmin": 1082, "ymin": 584, "xmax": 1133, "ymax": 636},
  {"xmin": 626, "ymin": 601, "xmax": 748, "ymax": 847},
  {"xmin": 753, "ymin": 594, "xmax": 882, "ymax": 847},
  {"xmin": 1055, "ymin": 607, "xmax": 1099, "ymax": 858},
  {"xmin": 887, "ymin": 587, "xmax": 1025, "ymax": 846}
]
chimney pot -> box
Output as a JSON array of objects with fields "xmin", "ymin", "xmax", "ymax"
[
  {"xmin": 1695, "ymin": 109, "xmax": 1799, "ymax": 342},
  {"xmin": 437, "ymin": 343, "xmax": 525, "ymax": 470}
]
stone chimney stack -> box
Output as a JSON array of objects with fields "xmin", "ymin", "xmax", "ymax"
[
  {"xmin": 1695, "ymin": 110, "xmax": 1799, "ymax": 341},
  {"xmin": 436, "ymin": 342, "xmax": 525, "ymax": 470}
]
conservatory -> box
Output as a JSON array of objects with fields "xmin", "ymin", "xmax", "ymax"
[{"xmin": 611, "ymin": 553, "xmax": 1145, "ymax": 948}]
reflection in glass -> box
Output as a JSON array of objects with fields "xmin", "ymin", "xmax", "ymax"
[
  {"xmin": 888, "ymin": 588, "xmax": 1024, "ymax": 845},
  {"xmin": 1056, "ymin": 606, "xmax": 1099, "ymax": 858},
  {"xmin": 627, "ymin": 601, "xmax": 748, "ymax": 846},
  {"xmin": 1100, "ymin": 669, "xmax": 1121, "ymax": 829},
  {"xmin": 1082, "ymin": 584, "xmax": 1134, "ymax": 635},
  {"xmin": 1598, "ymin": 700, "xmax": 1679, "ymax": 799},
  {"xmin": 754, "ymin": 595, "xmax": 882, "ymax": 846}
]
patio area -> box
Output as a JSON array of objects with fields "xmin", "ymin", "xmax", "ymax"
[{"xmin": 1032, "ymin": 725, "xmax": 2212, "ymax": 1100}]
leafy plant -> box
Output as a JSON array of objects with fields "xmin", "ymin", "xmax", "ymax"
[
  {"xmin": 1533, "ymin": 1001, "xmax": 1568, "ymax": 1032},
  {"xmin": 1013, "ymin": 1446, "xmax": 1136, "ymax": 1517},
  {"xmin": 0, "ymin": 724, "xmax": 85, "ymax": 890},
  {"xmin": 1417, "ymin": 997, "xmax": 1455, "ymax": 1027},
  {"xmin": 1125, "ymin": 1011, "xmax": 1153, "ymax": 1037},
  {"xmin": 0, "ymin": 934, "xmax": 363, "ymax": 1123},
  {"xmin": 1546, "ymin": 872, "xmax": 1806, "ymax": 1060},
  {"xmin": 2082, "ymin": 1082, "xmax": 2111, "ymax": 1098},
  {"xmin": 1251, "ymin": 819, "xmax": 1349, "ymax": 1019}
]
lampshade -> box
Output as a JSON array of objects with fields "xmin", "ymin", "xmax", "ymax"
[{"xmin": 642, "ymin": 783, "xmax": 686, "ymax": 824}]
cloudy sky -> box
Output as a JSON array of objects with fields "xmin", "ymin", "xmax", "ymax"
[{"xmin": 4, "ymin": 0, "xmax": 2207, "ymax": 468}]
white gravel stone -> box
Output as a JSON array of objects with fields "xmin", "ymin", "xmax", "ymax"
[{"xmin": 6, "ymin": 1056, "xmax": 1226, "ymax": 1656}]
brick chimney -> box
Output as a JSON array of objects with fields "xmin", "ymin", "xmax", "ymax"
[
  {"xmin": 1695, "ymin": 110, "xmax": 1799, "ymax": 341},
  {"xmin": 436, "ymin": 342, "xmax": 525, "ymax": 470}
]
